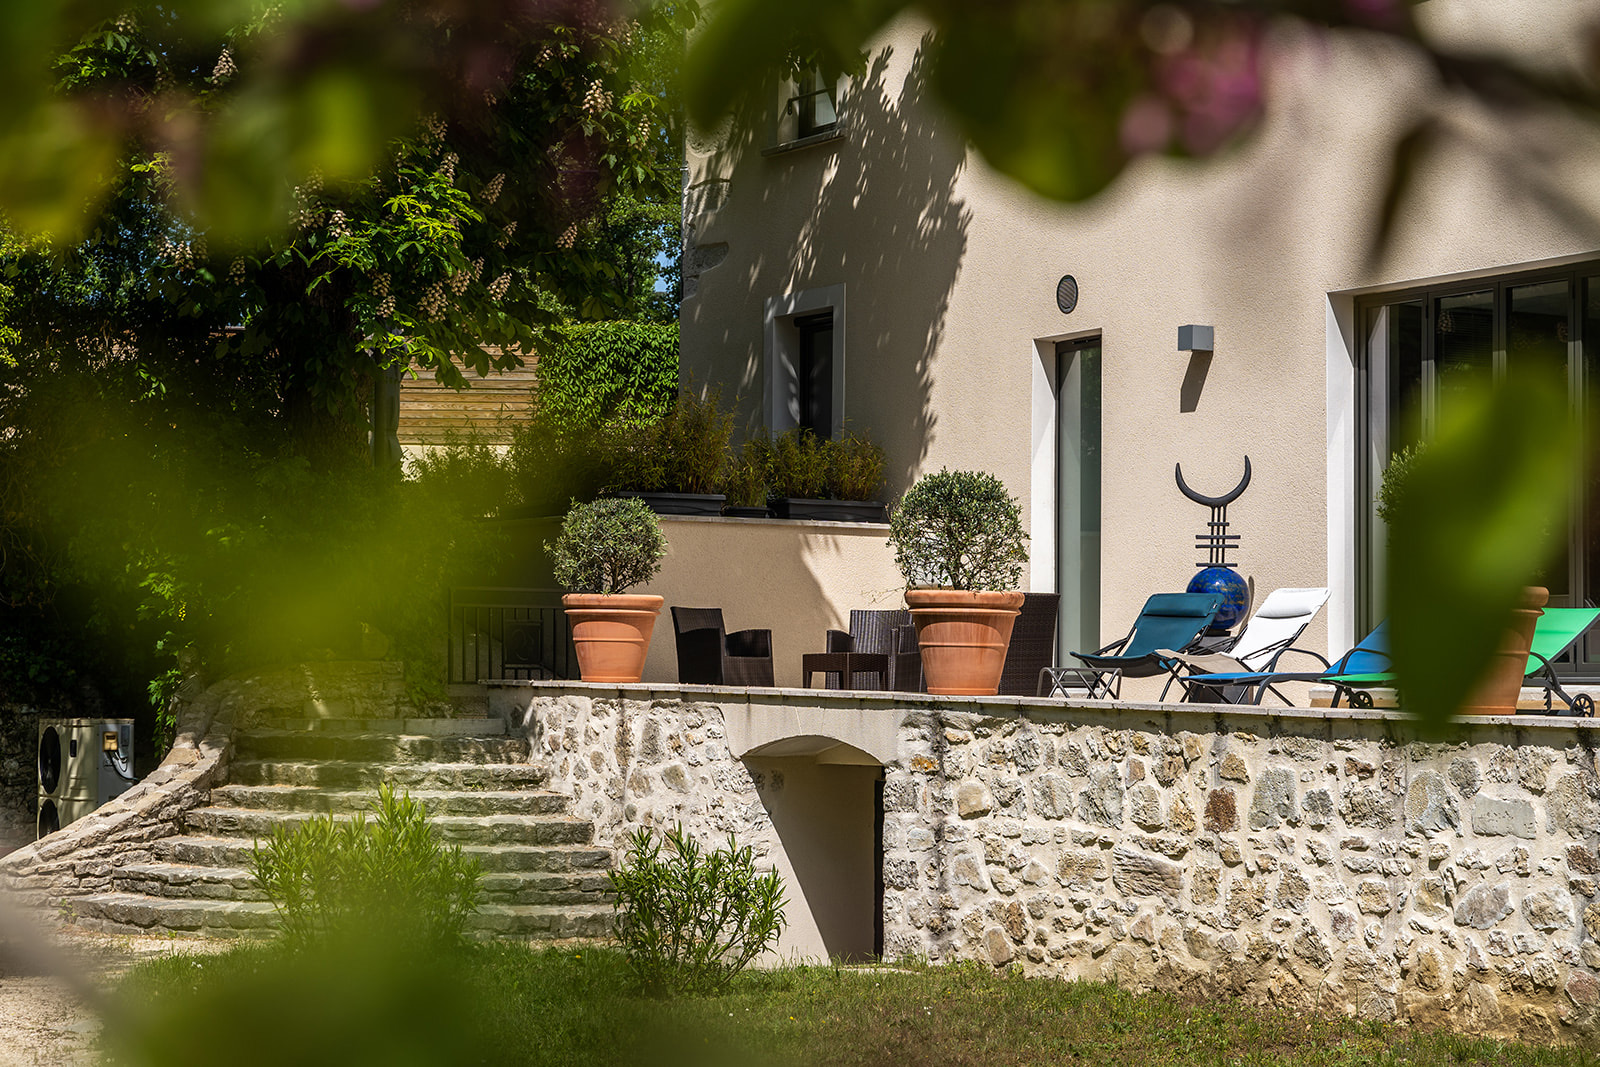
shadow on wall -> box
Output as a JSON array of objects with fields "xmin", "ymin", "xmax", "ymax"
[
  {"xmin": 684, "ymin": 36, "xmax": 970, "ymax": 498},
  {"xmin": 746, "ymin": 752, "xmax": 882, "ymax": 963}
]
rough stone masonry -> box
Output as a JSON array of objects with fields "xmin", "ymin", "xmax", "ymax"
[{"xmin": 498, "ymin": 685, "xmax": 1600, "ymax": 1046}]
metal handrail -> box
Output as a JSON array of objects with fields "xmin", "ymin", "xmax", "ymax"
[{"xmin": 447, "ymin": 587, "xmax": 575, "ymax": 683}]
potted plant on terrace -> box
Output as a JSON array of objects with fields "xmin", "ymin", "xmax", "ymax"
[
  {"xmin": 546, "ymin": 497, "xmax": 668, "ymax": 683},
  {"xmin": 888, "ymin": 469, "xmax": 1029, "ymax": 695},
  {"xmin": 766, "ymin": 428, "xmax": 889, "ymax": 523},
  {"xmin": 605, "ymin": 389, "xmax": 733, "ymax": 515}
]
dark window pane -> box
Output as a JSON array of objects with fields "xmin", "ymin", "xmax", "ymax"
[
  {"xmin": 798, "ymin": 71, "xmax": 838, "ymax": 138},
  {"xmin": 797, "ymin": 312, "xmax": 833, "ymax": 439},
  {"xmin": 1386, "ymin": 301, "xmax": 1424, "ymax": 455},
  {"xmin": 1510, "ymin": 280, "xmax": 1571, "ymax": 597},
  {"xmin": 1585, "ymin": 278, "xmax": 1600, "ymax": 658},
  {"xmin": 1435, "ymin": 290, "xmax": 1494, "ymax": 422}
]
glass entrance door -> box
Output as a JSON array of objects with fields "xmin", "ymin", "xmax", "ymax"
[{"xmin": 1057, "ymin": 338, "xmax": 1101, "ymax": 662}]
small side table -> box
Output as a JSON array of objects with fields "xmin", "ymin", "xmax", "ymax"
[{"xmin": 802, "ymin": 652, "xmax": 889, "ymax": 691}]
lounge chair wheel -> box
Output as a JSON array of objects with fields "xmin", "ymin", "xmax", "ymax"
[
  {"xmin": 1575, "ymin": 694, "xmax": 1595, "ymax": 719},
  {"xmin": 1350, "ymin": 691, "xmax": 1374, "ymax": 710}
]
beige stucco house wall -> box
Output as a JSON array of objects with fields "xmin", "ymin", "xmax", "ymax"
[{"xmin": 678, "ymin": 2, "xmax": 1600, "ymax": 697}]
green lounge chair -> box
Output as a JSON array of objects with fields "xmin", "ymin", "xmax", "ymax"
[{"xmin": 1329, "ymin": 607, "xmax": 1599, "ymax": 716}]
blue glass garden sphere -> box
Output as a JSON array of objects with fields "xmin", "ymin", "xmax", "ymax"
[{"xmin": 1187, "ymin": 566, "xmax": 1250, "ymax": 632}]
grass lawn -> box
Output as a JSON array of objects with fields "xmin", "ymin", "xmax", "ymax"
[{"xmin": 107, "ymin": 942, "xmax": 1600, "ymax": 1067}]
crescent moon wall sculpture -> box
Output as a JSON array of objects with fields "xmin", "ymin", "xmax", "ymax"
[{"xmin": 1175, "ymin": 457, "xmax": 1252, "ymax": 632}]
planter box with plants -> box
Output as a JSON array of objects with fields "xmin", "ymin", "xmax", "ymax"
[
  {"xmin": 546, "ymin": 497, "xmax": 667, "ymax": 684},
  {"xmin": 887, "ymin": 469, "xmax": 1030, "ymax": 696},
  {"xmin": 604, "ymin": 390, "xmax": 734, "ymax": 516},
  {"xmin": 739, "ymin": 429, "xmax": 889, "ymax": 523}
]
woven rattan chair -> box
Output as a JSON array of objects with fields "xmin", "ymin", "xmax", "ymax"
[
  {"xmin": 821, "ymin": 609, "xmax": 922, "ymax": 691},
  {"xmin": 997, "ymin": 592, "xmax": 1059, "ymax": 697},
  {"xmin": 671, "ymin": 607, "xmax": 775, "ymax": 687}
]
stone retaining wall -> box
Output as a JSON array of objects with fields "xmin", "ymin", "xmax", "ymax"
[
  {"xmin": 881, "ymin": 704, "xmax": 1600, "ymax": 1046},
  {"xmin": 500, "ymin": 684, "xmax": 1600, "ymax": 1045}
]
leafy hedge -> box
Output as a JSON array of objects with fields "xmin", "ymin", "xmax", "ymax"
[{"xmin": 535, "ymin": 320, "xmax": 679, "ymax": 430}]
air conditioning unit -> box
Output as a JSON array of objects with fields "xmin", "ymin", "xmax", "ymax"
[{"xmin": 38, "ymin": 719, "xmax": 136, "ymax": 839}]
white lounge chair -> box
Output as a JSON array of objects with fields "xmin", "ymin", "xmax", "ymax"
[{"xmin": 1158, "ymin": 586, "xmax": 1330, "ymax": 703}]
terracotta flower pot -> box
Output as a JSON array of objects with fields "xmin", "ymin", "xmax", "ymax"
[
  {"xmin": 562, "ymin": 593, "xmax": 664, "ymax": 684},
  {"xmin": 1458, "ymin": 586, "xmax": 1547, "ymax": 715},
  {"xmin": 905, "ymin": 589, "xmax": 1025, "ymax": 696}
]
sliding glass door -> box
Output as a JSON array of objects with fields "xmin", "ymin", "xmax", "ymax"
[{"xmin": 1358, "ymin": 265, "xmax": 1596, "ymax": 667}]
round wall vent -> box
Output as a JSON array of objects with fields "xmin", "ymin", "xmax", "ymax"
[{"xmin": 1056, "ymin": 275, "xmax": 1079, "ymax": 315}]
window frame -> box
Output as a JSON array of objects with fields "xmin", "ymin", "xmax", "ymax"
[{"xmin": 1354, "ymin": 259, "xmax": 1594, "ymax": 664}]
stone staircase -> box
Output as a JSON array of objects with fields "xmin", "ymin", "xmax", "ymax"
[{"xmin": 61, "ymin": 715, "xmax": 615, "ymax": 940}]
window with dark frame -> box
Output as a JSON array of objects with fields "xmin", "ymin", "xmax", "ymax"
[
  {"xmin": 796, "ymin": 310, "xmax": 834, "ymax": 439},
  {"xmin": 1356, "ymin": 262, "xmax": 1600, "ymax": 670},
  {"xmin": 793, "ymin": 69, "xmax": 838, "ymax": 139}
]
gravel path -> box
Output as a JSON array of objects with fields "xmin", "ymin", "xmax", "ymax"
[{"xmin": 0, "ymin": 927, "xmax": 227, "ymax": 1066}]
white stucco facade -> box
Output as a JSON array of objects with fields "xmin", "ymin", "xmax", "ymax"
[{"xmin": 679, "ymin": 4, "xmax": 1600, "ymax": 693}]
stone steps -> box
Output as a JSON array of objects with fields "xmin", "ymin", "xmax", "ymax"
[
  {"xmin": 227, "ymin": 759, "xmax": 547, "ymax": 791},
  {"xmin": 63, "ymin": 892, "xmax": 613, "ymax": 940},
  {"xmin": 46, "ymin": 709, "xmax": 616, "ymax": 941},
  {"xmin": 210, "ymin": 785, "xmax": 570, "ymax": 817},
  {"xmin": 156, "ymin": 835, "xmax": 614, "ymax": 874},
  {"xmin": 110, "ymin": 861, "xmax": 612, "ymax": 906},
  {"xmin": 184, "ymin": 807, "xmax": 595, "ymax": 847},
  {"xmin": 251, "ymin": 716, "xmax": 505, "ymax": 737},
  {"xmin": 235, "ymin": 731, "xmax": 530, "ymax": 765}
]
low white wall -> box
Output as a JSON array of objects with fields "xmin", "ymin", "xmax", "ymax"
[{"xmin": 636, "ymin": 516, "xmax": 904, "ymax": 689}]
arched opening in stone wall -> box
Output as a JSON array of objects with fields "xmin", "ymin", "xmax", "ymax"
[{"xmin": 744, "ymin": 736, "xmax": 883, "ymax": 962}]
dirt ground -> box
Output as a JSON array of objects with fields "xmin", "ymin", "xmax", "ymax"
[{"xmin": 0, "ymin": 927, "xmax": 224, "ymax": 1067}]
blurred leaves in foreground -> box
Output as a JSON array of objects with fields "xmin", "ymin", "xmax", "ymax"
[{"xmin": 1387, "ymin": 378, "xmax": 1578, "ymax": 734}]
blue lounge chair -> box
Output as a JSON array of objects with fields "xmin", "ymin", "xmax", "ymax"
[
  {"xmin": 1040, "ymin": 592, "xmax": 1222, "ymax": 699},
  {"xmin": 1172, "ymin": 622, "xmax": 1388, "ymax": 705}
]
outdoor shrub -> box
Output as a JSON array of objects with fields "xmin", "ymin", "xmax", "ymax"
[
  {"xmin": 720, "ymin": 449, "xmax": 768, "ymax": 508},
  {"xmin": 607, "ymin": 388, "xmax": 734, "ymax": 495},
  {"xmin": 250, "ymin": 784, "xmax": 483, "ymax": 948},
  {"xmin": 829, "ymin": 431, "xmax": 886, "ymax": 501},
  {"xmin": 888, "ymin": 468, "xmax": 1028, "ymax": 590},
  {"xmin": 609, "ymin": 824, "xmax": 787, "ymax": 996},
  {"xmin": 768, "ymin": 428, "xmax": 832, "ymax": 499},
  {"xmin": 546, "ymin": 496, "xmax": 667, "ymax": 594}
]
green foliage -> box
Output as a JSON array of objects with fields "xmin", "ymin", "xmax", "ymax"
[
  {"xmin": 112, "ymin": 939, "xmax": 491, "ymax": 1067},
  {"xmin": 766, "ymin": 429, "xmax": 832, "ymax": 500},
  {"xmin": 733, "ymin": 427, "xmax": 886, "ymax": 503},
  {"xmin": 720, "ymin": 447, "xmax": 769, "ymax": 509},
  {"xmin": 0, "ymin": 2, "xmax": 701, "ymax": 245},
  {"xmin": 537, "ymin": 321, "xmax": 679, "ymax": 430},
  {"xmin": 1386, "ymin": 379, "xmax": 1576, "ymax": 734},
  {"xmin": 546, "ymin": 497, "xmax": 668, "ymax": 595},
  {"xmin": 607, "ymin": 389, "xmax": 735, "ymax": 496},
  {"xmin": 609, "ymin": 824, "xmax": 788, "ymax": 997},
  {"xmin": 889, "ymin": 469, "xmax": 1028, "ymax": 591},
  {"xmin": 119, "ymin": 940, "xmax": 1598, "ymax": 1067},
  {"xmin": 250, "ymin": 784, "xmax": 483, "ymax": 949},
  {"xmin": 1375, "ymin": 443, "xmax": 1424, "ymax": 526},
  {"xmin": 829, "ymin": 431, "xmax": 887, "ymax": 501}
]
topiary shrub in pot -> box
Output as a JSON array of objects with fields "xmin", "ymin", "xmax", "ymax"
[
  {"xmin": 888, "ymin": 469, "xmax": 1029, "ymax": 695},
  {"xmin": 546, "ymin": 497, "xmax": 668, "ymax": 683}
]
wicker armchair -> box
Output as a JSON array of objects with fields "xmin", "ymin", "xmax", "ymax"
[
  {"xmin": 822, "ymin": 609, "xmax": 922, "ymax": 692},
  {"xmin": 997, "ymin": 592, "xmax": 1059, "ymax": 697},
  {"xmin": 671, "ymin": 607, "xmax": 775, "ymax": 686}
]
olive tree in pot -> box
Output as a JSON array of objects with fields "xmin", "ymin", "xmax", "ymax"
[
  {"xmin": 888, "ymin": 469, "xmax": 1029, "ymax": 695},
  {"xmin": 545, "ymin": 498, "xmax": 668, "ymax": 683}
]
